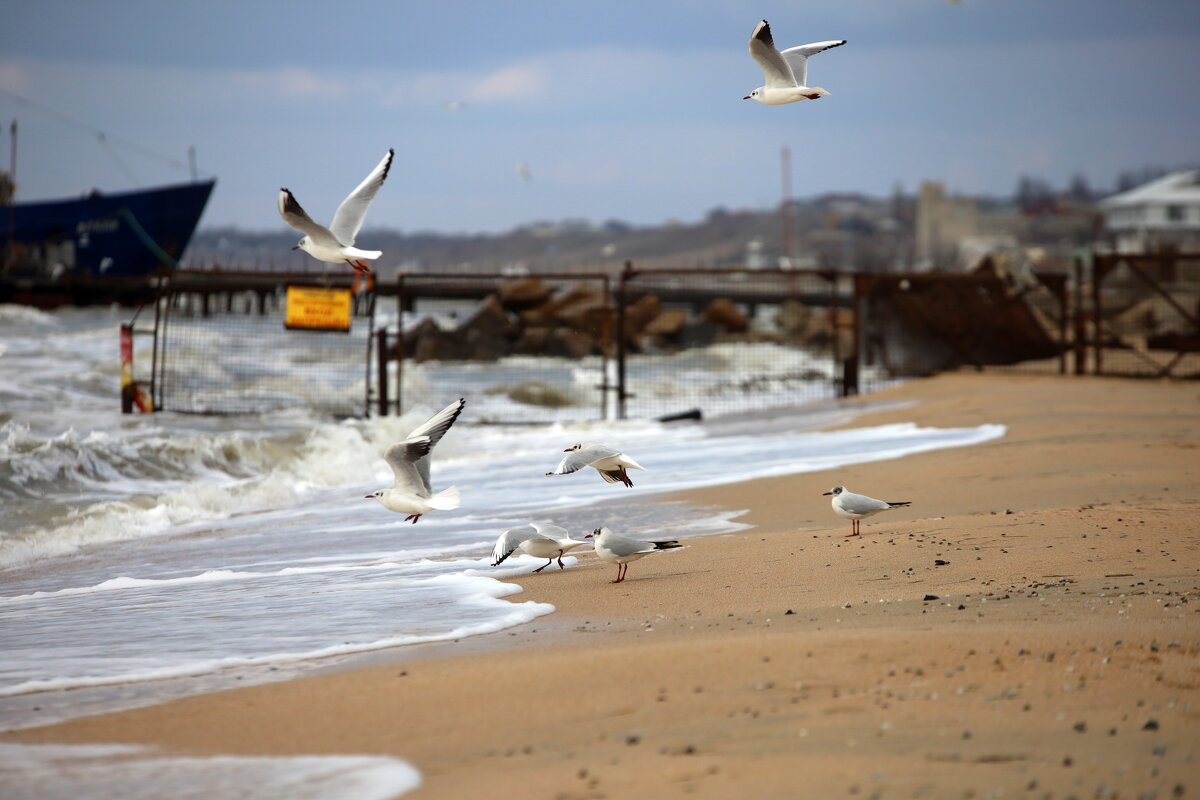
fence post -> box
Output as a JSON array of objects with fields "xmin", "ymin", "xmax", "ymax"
[
  {"xmin": 616, "ymin": 262, "xmax": 631, "ymax": 420},
  {"xmin": 843, "ymin": 274, "xmax": 864, "ymax": 397},
  {"xmin": 1092, "ymin": 255, "xmax": 1104, "ymax": 375},
  {"xmin": 395, "ymin": 274, "xmax": 405, "ymax": 417},
  {"xmin": 120, "ymin": 324, "xmax": 134, "ymax": 413},
  {"xmin": 1073, "ymin": 256, "xmax": 1086, "ymax": 375},
  {"xmin": 376, "ymin": 327, "xmax": 389, "ymax": 417}
]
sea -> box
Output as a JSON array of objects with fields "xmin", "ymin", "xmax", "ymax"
[{"xmin": 0, "ymin": 303, "xmax": 1005, "ymax": 798}]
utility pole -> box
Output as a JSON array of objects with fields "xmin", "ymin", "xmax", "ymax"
[{"xmin": 780, "ymin": 145, "xmax": 794, "ymax": 264}]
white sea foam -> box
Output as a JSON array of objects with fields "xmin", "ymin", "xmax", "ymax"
[{"xmin": 0, "ymin": 743, "xmax": 421, "ymax": 800}]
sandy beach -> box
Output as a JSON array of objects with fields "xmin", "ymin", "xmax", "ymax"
[{"xmin": 6, "ymin": 373, "xmax": 1199, "ymax": 799}]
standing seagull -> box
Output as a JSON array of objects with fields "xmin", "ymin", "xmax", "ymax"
[
  {"xmin": 744, "ymin": 20, "xmax": 846, "ymax": 105},
  {"xmin": 822, "ymin": 485, "xmax": 911, "ymax": 536},
  {"xmin": 366, "ymin": 398, "xmax": 465, "ymax": 523},
  {"xmin": 491, "ymin": 523, "xmax": 590, "ymax": 573},
  {"xmin": 546, "ymin": 443, "xmax": 646, "ymax": 488},
  {"xmin": 585, "ymin": 527, "xmax": 682, "ymax": 584},
  {"xmin": 278, "ymin": 148, "xmax": 394, "ymax": 275}
]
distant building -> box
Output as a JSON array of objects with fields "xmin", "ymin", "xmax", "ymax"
[
  {"xmin": 915, "ymin": 181, "xmax": 1022, "ymax": 270},
  {"xmin": 1100, "ymin": 169, "xmax": 1200, "ymax": 251}
]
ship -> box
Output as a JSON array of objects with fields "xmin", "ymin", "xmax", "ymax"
[{"xmin": 0, "ymin": 177, "xmax": 215, "ymax": 307}]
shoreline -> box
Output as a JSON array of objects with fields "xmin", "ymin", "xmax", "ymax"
[{"xmin": 5, "ymin": 373, "xmax": 1199, "ymax": 798}]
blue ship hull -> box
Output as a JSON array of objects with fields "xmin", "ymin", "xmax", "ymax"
[{"xmin": 1, "ymin": 179, "xmax": 215, "ymax": 278}]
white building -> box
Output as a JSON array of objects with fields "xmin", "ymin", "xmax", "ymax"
[{"xmin": 1100, "ymin": 169, "xmax": 1200, "ymax": 251}]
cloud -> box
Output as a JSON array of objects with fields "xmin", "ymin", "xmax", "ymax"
[
  {"xmin": 226, "ymin": 66, "xmax": 346, "ymax": 100},
  {"xmin": 0, "ymin": 61, "xmax": 30, "ymax": 93},
  {"xmin": 462, "ymin": 63, "xmax": 546, "ymax": 103}
]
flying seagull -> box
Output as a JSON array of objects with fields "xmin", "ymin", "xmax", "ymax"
[
  {"xmin": 546, "ymin": 443, "xmax": 646, "ymax": 488},
  {"xmin": 585, "ymin": 527, "xmax": 682, "ymax": 584},
  {"xmin": 278, "ymin": 148, "xmax": 394, "ymax": 275},
  {"xmin": 366, "ymin": 398, "xmax": 464, "ymax": 523},
  {"xmin": 822, "ymin": 485, "xmax": 911, "ymax": 536},
  {"xmin": 744, "ymin": 20, "xmax": 846, "ymax": 106},
  {"xmin": 491, "ymin": 523, "xmax": 590, "ymax": 573}
]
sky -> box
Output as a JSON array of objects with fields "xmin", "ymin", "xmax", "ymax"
[{"xmin": 1, "ymin": 0, "xmax": 1198, "ymax": 235}]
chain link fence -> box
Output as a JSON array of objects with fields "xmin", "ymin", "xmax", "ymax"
[{"xmin": 151, "ymin": 275, "xmax": 377, "ymax": 416}]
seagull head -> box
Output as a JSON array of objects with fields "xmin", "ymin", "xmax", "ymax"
[
  {"xmin": 565, "ymin": 442, "xmax": 588, "ymax": 452},
  {"xmin": 744, "ymin": 88, "xmax": 762, "ymax": 102},
  {"xmin": 822, "ymin": 486, "xmax": 845, "ymax": 497},
  {"xmin": 293, "ymin": 236, "xmax": 311, "ymax": 253},
  {"xmin": 365, "ymin": 489, "xmax": 384, "ymax": 501},
  {"xmin": 584, "ymin": 526, "xmax": 606, "ymax": 540}
]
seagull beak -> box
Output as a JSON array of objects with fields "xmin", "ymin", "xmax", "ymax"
[
  {"xmin": 821, "ymin": 491, "xmax": 833, "ymax": 496},
  {"xmin": 291, "ymin": 245, "xmax": 301, "ymax": 250},
  {"xmin": 742, "ymin": 94, "xmax": 751, "ymax": 100},
  {"xmin": 364, "ymin": 494, "xmax": 373, "ymax": 499},
  {"xmin": 562, "ymin": 448, "xmax": 572, "ymax": 452}
]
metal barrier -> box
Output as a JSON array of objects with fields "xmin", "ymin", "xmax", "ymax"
[
  {"xmin": 1084, "ymin": 252, "xmax": 1200, "ymax": 378},
  {"xmin": 393, "ymin": 272, "xmax": 615, "ymax": 423},
  {"xmin": 146, "ymin": 272, "xmax": 379, "ymax": 417},
  {"xmin": 615, "ymin": 265, "xmax": 848, "ymax": 419}
]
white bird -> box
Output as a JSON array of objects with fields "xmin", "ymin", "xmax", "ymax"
[
  {"xmin": 822, "ymin": 485, "xmax": 911, "ymax": 537},
  {"xmin": 744, "ymin": 20, "xmax": 846, "ymax": 106},
  {"xmin": 366, "ymin": 398, "xmax": 464, "ymax": 523},
  {"xmin": 546, "ymin": 443, "xmax": 646, "ymax": 488},
  {"xmin": 278, "ymin": 148, "xmax": 394, "ymax": 275},
  {"xmin": 491, "ymin": 523, "xmax": 590, "ymax": 573},
  {"xmin": 585, "ymin": 527, "xmax": 682, "ymax": 584}
]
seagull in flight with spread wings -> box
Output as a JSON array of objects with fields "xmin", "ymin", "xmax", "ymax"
[
  {"xmin": 278, "ymin": 148, "xmax": 393, "ymax": 275},
  {"xmin": 366, "ymin": 398, "xmax": 464, "ymax": 523},
  {"xmin": 744, "ymin": 20, "xmax": 846, "ymax": 106}
]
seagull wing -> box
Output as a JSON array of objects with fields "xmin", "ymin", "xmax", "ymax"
[
  {"xmin": 748, "ymin": 20, "xmax": 797, "ymax": 88},
  {"xmin": 529, "ymin": 522, "xmax": 570, "ymax": 543},
  {"xmin": 548, "ymin": 444, "xmax": 622, "ymax": 476},
  {"xmin": 278, "ymin": 188, "xmax": 342, "ymax": 249},
  {"xmin": 838, "ymin": 492, "xmax": 891, "ymax": 515},
  {"xmin": 329, "ymin": 148, "xmax": 394, "ymax": 247},
  {"xmin": 603, "ymin": 532, "xmax": 658, "ymax": 558},
  {"xmin": 492, "ymin": 525, "xmax": 538, "ymax": 566},
  {"xmin": 384, "ymin": 398, "xmax": 465, "ymax": 494},
  {"xmin": 383, "ymin": 437, "xmax": 432, "ymax": 496},
  {"xmin": 780, "ymin": 40, "xmax": 846, "ymax": 87}
]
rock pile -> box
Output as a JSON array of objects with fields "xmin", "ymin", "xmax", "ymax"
[{"xmin": 399, "ymin": 278, "xmax": 838, "ymax": 363}]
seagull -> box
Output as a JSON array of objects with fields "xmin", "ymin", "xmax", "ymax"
[
  {"xmin": 585, "ymin": 527, "xmax": 682, "ymax": 584},
  {"xmin": 366, "ymin": 398, "xmax": 464, "ymax": 523},
  {"xmin": 278, "ymin": 148, "xmax": 394, "ymax": 275},
  {"xmin": 546, "ymin": 443, "xmax": 646, "ymax": 488},
  {"xmin": 744, "ymin": 20, "xmax": 846, "ymax": 105},
  {"xmin": 491, "ymin": 523, "xmax": 590, "ymax": 573},
  {"xmin": 822, "ymin": 485, "xmax": 911, "ymax": 536}
]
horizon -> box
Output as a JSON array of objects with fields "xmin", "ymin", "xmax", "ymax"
[{"xmin": 2, "ymin": 0, "xmax": 1198, "ymax": 236}]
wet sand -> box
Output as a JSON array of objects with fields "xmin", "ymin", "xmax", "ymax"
[{"xmin": 6, "ymin": 373, "xmax": 1199, "ymax": 798}]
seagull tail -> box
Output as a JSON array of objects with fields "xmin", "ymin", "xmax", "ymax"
[
  {"xmin": 652, "ymin": 540, "xmax": 683, "ymax": 551},
  {"xmin": 887, "ymin": 501, "xmax": 911, "ymax": 508},
  {"xmin": 427, "ymin": 485, "xmax": 461, "ymax": 510}
]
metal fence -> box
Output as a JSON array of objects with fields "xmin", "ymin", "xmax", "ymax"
[
  {"xmin": 1084, "ymin": 252, "xmax": 1200, "ymax": 379},
  {"xmin": 391, "ymin": 272, "xmax": 615, "ymax": 424},
  {"xmin": 615, "ymin": 266, "xmax": 847, "ymax": 419},
  {"xmin": 121, "ymin": 251, "xmax": 1197, "ymax": 421},
  {"xmin": 149, "ymin": 273, "xmax": 378, "ymax": 416}
]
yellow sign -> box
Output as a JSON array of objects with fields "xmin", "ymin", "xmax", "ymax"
[{"xmin": 285, "ymin": 286, "xmax": 352, "ymax": 332}]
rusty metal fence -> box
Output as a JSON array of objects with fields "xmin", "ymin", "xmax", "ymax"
[
  {"xmin": 147, "ymin": 272, "xmax": 379, "ymax": 416},
  {"xmin": 123, "ymin": 251, "xmax": 1197, "ymax": 421},
  {"xmin": 1081, "ymin": 252, "xmax": 1200, "ymax": 379},
  {"xmin": 391, "ymin": 272, "xmax": 614, "ymax": 423},
  {"xmin": 614, "ymin": 266, "xmax": 848, "ymax": 419}
]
